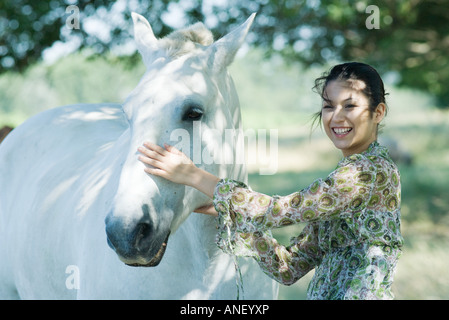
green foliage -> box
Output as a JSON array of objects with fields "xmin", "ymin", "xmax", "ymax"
[{"xmin": 1, "ymin": 0, "xmax": 447, "ymax": 106}]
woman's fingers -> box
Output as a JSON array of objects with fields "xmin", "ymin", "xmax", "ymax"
[
  {"xmin": 138, "ymin": 142, "xmax": 168, "ymax": 160},
  {"xmin": 137, "ymin": 147, "xmax": 157, "ymax": 160},
  {"xmin": 144, "ymin": 166, "xmax": 166, "ymax": 177},
  {"xmin": 143, "ymin": 141, "xmax": 166, "ymax": 156},
  {"xmin": 164, "ymin": 143, "xmax": 182, "ymax": 155},
  {"xmin": 138, "ymin": 143, "xmax": 167, "ymax": 170},
  {"xmin": 164, "ymin": 143, "xmax": 193, "ymax": 165},
  {"xmin": 138, "ymin": 142, "xmax": 195, "ymax": 185},
  {"xmin": 138, "ymin": 154, "xmax": 161, "ymax": 167},
  {"xmin": 140, "ymin": 142, "xmax": 186, "ymax": 160}
]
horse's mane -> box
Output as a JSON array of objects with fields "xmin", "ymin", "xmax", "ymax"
[{"xmin": 159, "ymin": 22, "xmax": 214, "ymax": 58}]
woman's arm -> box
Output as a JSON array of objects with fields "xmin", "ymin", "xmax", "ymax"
[
  {"xmin": 217, "ymin": 222, "xmax": 323, "ymax": 285},
  {"xmin": 138, "ymin": 143, "xmax": 378, "ymax": 231},
  {"xmin": 214, "ymin": 155, "xmax": 377, "ymax": 233}
]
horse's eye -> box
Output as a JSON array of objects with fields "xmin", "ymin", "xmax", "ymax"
[{"xmin": 182, "ymin": 106, "xmax": 204, "ymax": 121}]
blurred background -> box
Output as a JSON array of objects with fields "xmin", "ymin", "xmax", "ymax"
[{"xmin": 0, "ymin": 0, "xmax": 448, "ymax": 299}]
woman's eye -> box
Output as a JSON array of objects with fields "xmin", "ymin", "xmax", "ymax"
[
  {"xmin": 322, "ymin": 105, "xmax": 332, "ymax": 109},
  {"xmin": 345, "ymin": 104, "xmax": 356, "ymax": 108}
]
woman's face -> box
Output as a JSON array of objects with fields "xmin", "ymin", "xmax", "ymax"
[{"xmin": 321, "ymin": 80, "xmax": 385, "ymax": 157}]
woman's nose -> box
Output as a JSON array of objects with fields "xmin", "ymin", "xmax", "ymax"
[{"xmin": 332, "ymin": 106, "xmax": 345, "ymax": 122}]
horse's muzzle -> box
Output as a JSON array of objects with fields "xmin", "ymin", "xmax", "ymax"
[
  {"xmin": 125, "ymin": 232, "xmax": 170, "ymax": 267},
  {"xmin": 105, "ymin": 211, "xmax": 171, "ymax": 267}
]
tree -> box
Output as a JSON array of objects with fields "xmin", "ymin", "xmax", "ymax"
[
  {"xmin": 0, "ymin": 0, "xmax": 174, "ymax": 70},
  {"xmin": 1, "ymin": 0, "xmax": 447, "ymax": 107}
]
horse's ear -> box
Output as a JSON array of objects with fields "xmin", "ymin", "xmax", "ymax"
[
  {"xmin": 132, "ymin": 12, "xmax": 159, "ymax": 66},
  {"xmin": 207, "ymin": 13, "xmax": 256, "ymax": 73}
]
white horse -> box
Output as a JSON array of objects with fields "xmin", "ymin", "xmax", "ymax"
[{"xmin": 0, "ymin": 13, "xmax": 278, "ymax": 299}]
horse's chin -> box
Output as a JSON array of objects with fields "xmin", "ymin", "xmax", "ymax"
[{"xmin": 123, "ymin": 232, "xmax": 170, "ymax": 267}]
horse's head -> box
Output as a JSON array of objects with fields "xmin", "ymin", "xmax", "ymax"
[{"xmin": 105, "ymin": 12, "xmax": 254, "ymax": 266}]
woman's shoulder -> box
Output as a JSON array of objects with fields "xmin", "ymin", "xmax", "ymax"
[
  {"xmin": 333, "ymin": 142, "xmax": 399, "ymax": 188},
  {"xmin": 339, "ymin": 141, "xmax": 397, "ymax": 169}
]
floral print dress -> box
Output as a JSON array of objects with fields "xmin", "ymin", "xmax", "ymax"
[{"xmin": 213, "ymin": 142, "xmax": 403, "ymax": 300}]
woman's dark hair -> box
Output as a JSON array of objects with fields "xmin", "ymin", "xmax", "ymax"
[{"xmin": 311, "ymin": 62, "xmax": 388, "ymax": 132}]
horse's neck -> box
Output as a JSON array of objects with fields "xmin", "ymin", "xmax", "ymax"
[
  {"xmin": 182, "ymin": 213, "xmax": 219, "ymax": 256},
  {"xmin": 190, "ymin": 168, "xmax": 247, "ymax": 252}
]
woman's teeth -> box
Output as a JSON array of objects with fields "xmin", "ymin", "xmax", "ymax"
[{"xmin": 333, "ymin": 128, "xmax": 352, "ymax": 135}]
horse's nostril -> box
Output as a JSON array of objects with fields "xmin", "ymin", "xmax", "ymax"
[{"xmin": 134, "ymin": 223, "xmax": 152, "ymax": 252}]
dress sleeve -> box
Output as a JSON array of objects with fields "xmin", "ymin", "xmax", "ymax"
[
  {"xmin": 213, "ymin": 154, "xmax": 376, "ymax": 234},
  {"xmin": 216, "ymin": 222, "xmax": 324, "ymax": 285}
]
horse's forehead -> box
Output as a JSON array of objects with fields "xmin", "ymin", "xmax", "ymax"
[
  {"xmin": 150, "ymin": 56, "xmax": 206, "ymax": 79},
  {"xmin": 143, "ymin": 59, "xmax": 214, "ymax": 96}
]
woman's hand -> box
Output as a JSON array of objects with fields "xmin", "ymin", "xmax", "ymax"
[
  {"xmin": 137, "ymin": 142, "xmax": 221, "ymax": 200},
  {"xmin": 138, "ymin": 142, "xmax": 196, "ymax": 186}
]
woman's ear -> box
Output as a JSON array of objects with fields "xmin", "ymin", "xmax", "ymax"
[{"xmin": 374, "ymin": 103, "xmax": 386, "ymax": 124}]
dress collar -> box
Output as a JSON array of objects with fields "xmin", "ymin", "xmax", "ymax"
[
  {"xmin": 363, "ymin": 141, "xmax": 380, "ymax": 155},
  {"xmin": 339, "ymin": 140, "xmax": 392, "ymax": 165}
]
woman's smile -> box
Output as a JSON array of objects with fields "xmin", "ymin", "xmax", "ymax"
[{"xmin": 332, "ymin": 127, "xmax": 353, "ymax": 137}]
